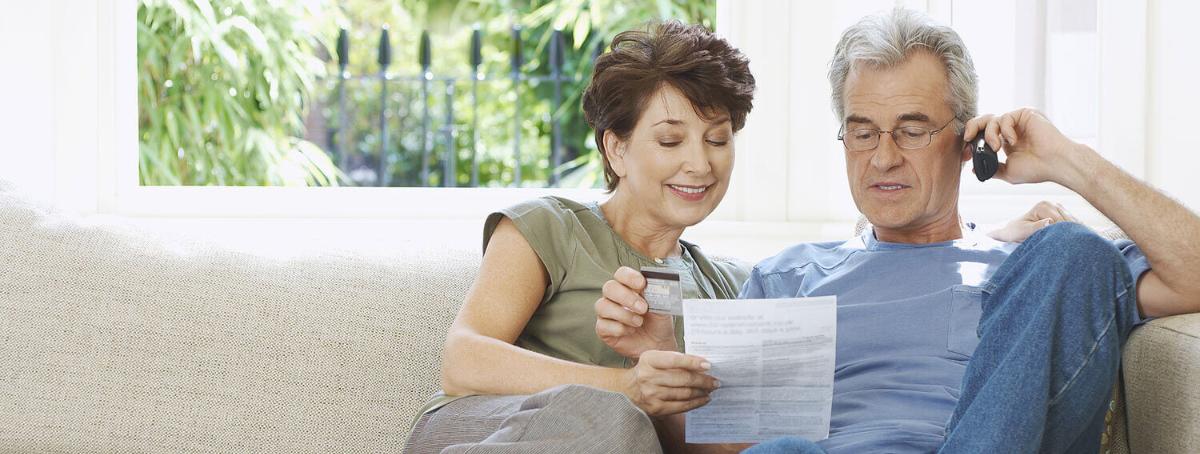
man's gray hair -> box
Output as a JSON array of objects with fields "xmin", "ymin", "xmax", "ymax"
[{"xmin": 828, "ymin": 8, "xmax": 978, "ymax": 133}]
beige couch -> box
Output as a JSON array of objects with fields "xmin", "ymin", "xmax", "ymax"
[{"xmin": 1, "ymin": 182, "xmax": 1197, "ymax": 453}]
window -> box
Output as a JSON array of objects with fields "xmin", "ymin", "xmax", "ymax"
[{"xmin": 135, "ymin": 0, "xmax": 715, "ymax": 189}]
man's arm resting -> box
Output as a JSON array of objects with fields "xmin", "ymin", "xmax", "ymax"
[{"xmin": 1062, "ymin": 146, "xmax": 1200, "ymax": 317}]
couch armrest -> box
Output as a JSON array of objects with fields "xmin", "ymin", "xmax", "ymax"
[{"xmin": 1123, "ymin": 313, "xmax": 1200, "ymax": 453}]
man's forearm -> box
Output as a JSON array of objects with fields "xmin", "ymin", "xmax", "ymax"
[{"xmin": 1062, "ymin": 145, "xmax": 1200, "ymax": 314}]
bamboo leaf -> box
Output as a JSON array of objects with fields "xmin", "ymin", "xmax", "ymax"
[
  {"xmin": 191, "ymin": 0, "xmax": 217, "ymax": 26},
  {"xmin": 164, "ymin": 108, "xmax": 180, "ymax": 149},
  {"xmin": 573, "ymin": 11, "xmax": 589, "ymax": 50},
  {"xmin": 221, "ymin": 16, "xmax": 270, "ymax": 56}
]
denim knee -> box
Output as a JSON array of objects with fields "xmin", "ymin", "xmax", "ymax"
[
  {"xmin": 1023, "ymin": 222, "xmax": 1123, "ymax": 268},
  {"xmin": 1012, "ymin": 222, "xmax": 1133, "ymax": 316}
]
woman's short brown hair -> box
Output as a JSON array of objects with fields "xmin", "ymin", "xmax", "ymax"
[{"xmin": 582, "ymin": 20, "xmax": 756, "ymax": 191}]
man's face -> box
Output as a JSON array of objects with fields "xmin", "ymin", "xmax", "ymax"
[{"xmin": 841, "ymin": 50, "xmax": 970, "ymax": 235}]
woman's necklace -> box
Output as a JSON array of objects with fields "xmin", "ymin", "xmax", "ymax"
[{"xmin": 652, "ymin": 242, "xmax": 685, "ymax": 264}]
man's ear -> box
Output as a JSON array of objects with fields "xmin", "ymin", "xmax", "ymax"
[
  {"xmin": 960, "ymin": 138, "xmax": 972, "ymax": 164},
  {"xmin": 603, "ymin": 130, "xmax": 628, "ymax": 178}
]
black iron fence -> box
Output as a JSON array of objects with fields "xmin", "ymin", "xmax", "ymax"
[{"xmin": 321, "ymin": 25, "xmax": 605, "ymax": 188}]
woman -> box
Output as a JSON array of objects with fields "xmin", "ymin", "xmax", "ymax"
[
  {"xmin": 403, "ymin": 20, "xmax": 753, "ymax": 454},
  {"xmin": 404, "ymin": 20, "xmax": 1069, "ymax": 454}
]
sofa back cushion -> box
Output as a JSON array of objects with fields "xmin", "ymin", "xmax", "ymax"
[{"xmin": 0, "ymin": 184, "xmax": 476, "ymax": 452}]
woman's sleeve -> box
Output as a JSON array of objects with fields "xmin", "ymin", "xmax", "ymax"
[{"xmin": 482, "ymin": 197, "xmax": 578, "ymax": 305}]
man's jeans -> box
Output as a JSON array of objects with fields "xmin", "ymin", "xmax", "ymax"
[{"xmin": 746, "ymin": 223, "xmax": 1142, "ymax": 454}]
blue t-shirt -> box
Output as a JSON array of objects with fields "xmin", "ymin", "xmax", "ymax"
[{"xmin": 739, "ymin": 226, "xmax": 1150, "ymax": 453}]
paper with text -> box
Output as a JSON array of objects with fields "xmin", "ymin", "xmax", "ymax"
[{"xmin": 682, "ymin": 297, "xmax": 837, "ymax": 444}]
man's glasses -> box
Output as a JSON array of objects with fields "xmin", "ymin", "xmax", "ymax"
[{"xmin": 837, "ymin": 117, "xmax": 959, "ymax": 152}]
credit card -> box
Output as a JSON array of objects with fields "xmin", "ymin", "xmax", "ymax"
[{"xmin": 640, "ymin": 266, "xmax": 682, "ymax": 316}]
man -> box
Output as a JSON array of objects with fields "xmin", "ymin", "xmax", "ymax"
[{"xmin": 595, "ymin": 8, "xmax": 1200, "ymax": 453}]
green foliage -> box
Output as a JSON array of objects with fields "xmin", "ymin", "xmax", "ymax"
[
  {"xmin": 138, "ymin": 0, "xmax": 340, "ymax": 186},
  {"xmin": 469, "ymin": 0, "xmax": 715, "ymax": 188},
  {"xmin": 138, "ymin": 0, "xmax": 713, "ymax": 187}
]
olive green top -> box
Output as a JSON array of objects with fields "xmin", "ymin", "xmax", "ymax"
[{"xmin": 412, "ymin": 196, "xmax": 750, "ymax": 423}]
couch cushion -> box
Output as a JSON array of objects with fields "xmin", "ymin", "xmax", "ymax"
[
  {"xmin": 1123, "ymin": 313, "xmax": 1200, "ymax": 453},
  {"xmin": 0, "ymin": 184, "xmax": 476, "ymax": 451}
]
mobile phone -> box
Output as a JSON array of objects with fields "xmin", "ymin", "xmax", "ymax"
[{"xmin": 972, "ymin": 133, "xmax": 998, "ymax": 182}]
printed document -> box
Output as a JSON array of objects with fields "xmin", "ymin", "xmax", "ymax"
[{"xmin": 682, "ymin": 297, "xmax": 837, "ymax": 444}]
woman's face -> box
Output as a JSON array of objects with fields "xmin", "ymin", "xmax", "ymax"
[{"xmin": 607, "ymin": 84, "xmax": 735, "ymax": 229}]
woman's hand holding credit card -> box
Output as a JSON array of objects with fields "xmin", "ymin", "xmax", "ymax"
[{"xmin": 595, "ymin": 266, "xmax": 683, "ymax": 358}]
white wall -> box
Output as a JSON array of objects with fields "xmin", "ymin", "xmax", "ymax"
[
  {"xmin": 0, "ymin": 1, "xmax": 104, "ymax": 213},
  {"xmin": 1146, "ymin": 1, "xmax": 1200, "ymax": 210},
  {"xmin": 0, "ymin": 2, "xmax": 56, "ymax": 204}
]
